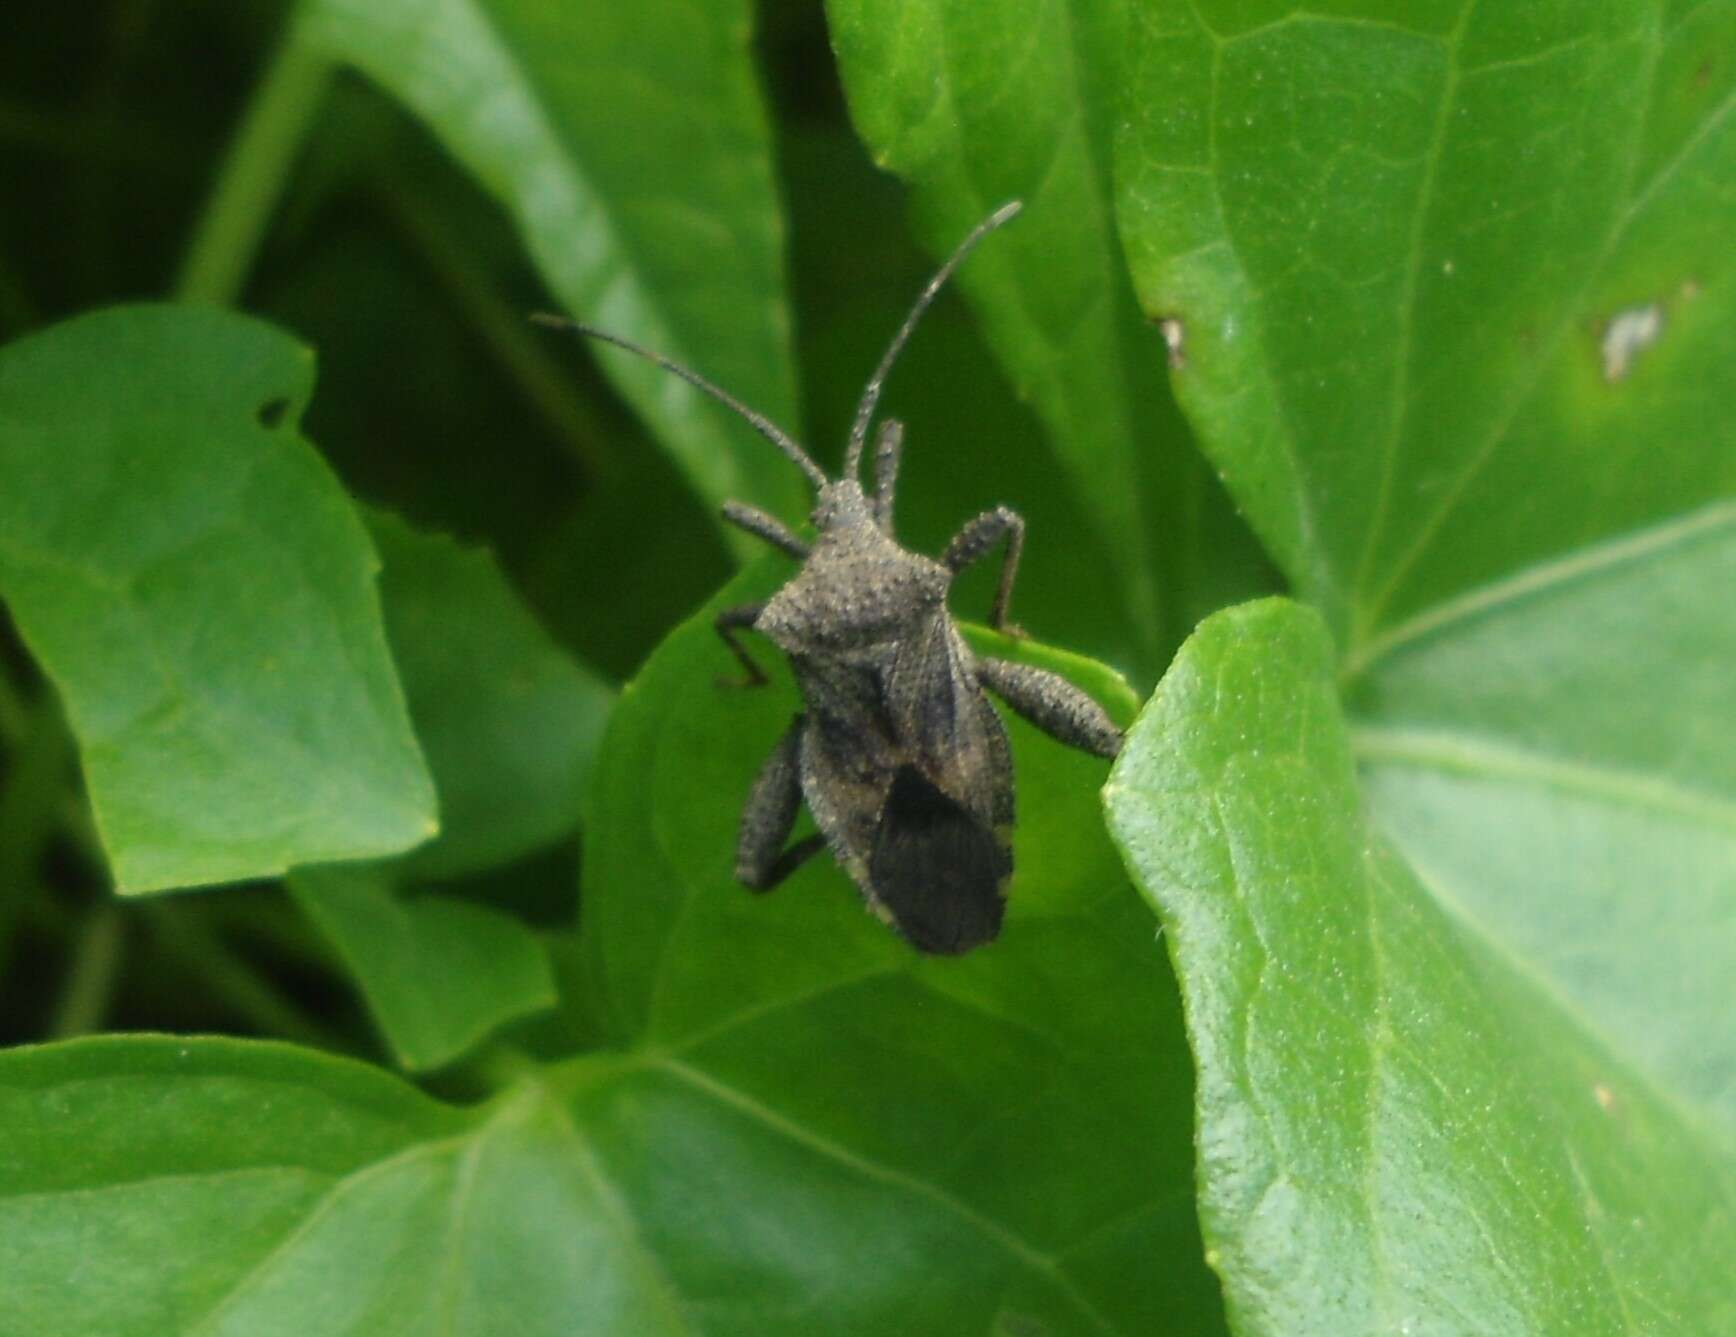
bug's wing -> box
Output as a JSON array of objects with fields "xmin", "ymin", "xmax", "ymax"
[
  {"xmin": 884, "ymin": 615, "xmax": 1016, "ymax": 830},
  {"xmin": 813, "ymin": 614, "xmax": 1015, "ymax": 954},
  {"xmin": 795, "ymin": 664, "xmax": 1014, "ymax": 954},
  {"xmin": 866, "ymin": 764, "xmax": 1011, "ymax": 954}
]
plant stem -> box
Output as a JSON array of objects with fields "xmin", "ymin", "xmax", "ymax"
[{"xmin": 175, "ymin": 6, "xmax": 333, "ymax": 305}]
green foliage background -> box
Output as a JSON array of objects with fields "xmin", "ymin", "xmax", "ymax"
[{"xmin": 0, "ymin": 1, "xmax": 1731, "ymax": 1334}]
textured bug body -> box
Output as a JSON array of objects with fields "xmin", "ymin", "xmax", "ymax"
[
  {"xmin": 539, "ymin": 201, "xmax": 1123, "ymax": 954},
  {"xmin": 757, "ymin": 479, "xmax": 1016, "ymax": 951}
]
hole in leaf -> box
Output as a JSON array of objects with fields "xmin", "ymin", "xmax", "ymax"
[{"xmin": 256, "ymin": 397, "xmax": 290, "ymax": 429}]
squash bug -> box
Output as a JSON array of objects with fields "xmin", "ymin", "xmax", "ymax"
[{"xmin": 537, "ymin": 201, "xmax": 1122, "ymax": 953}]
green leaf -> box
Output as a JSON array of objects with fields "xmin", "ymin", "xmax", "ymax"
[
  {"xmin": 369, "ymin": 511, "xmax": 612, "ymax": 882},
  {"xmin": 299, "ymin": 0, "xmax": 805, "ymax": 525},
  {"xmin": 1116, "ymin": 1, "xmax": 1736, "ymax": 646},
  {"xmin": 285, "ymin": 513, "xmax": 608, "ymax": 1070},
  {"xmin": 1, "ymin": 1001, "xmax": 1211, "ymax": 1335},
  {"xmin": 0, "ymin": 305, "xmax": 436, "ymax": 893},
  {"xmin": 11, "ymin": 1021, "xmax": 1189, "ymax": 1335},
  {"xmin": 1105, "ymin": 598, "xmax": 1736, "ymax": 1334},
  {"xmin": 289, "ymin": 865, "xmax": 555, "ymax": 1071},
  {"xmin": 567, "ymin": 561, "xmax": 1221, "ymax": 1334},
  {"xmin": 1110, "ymin": 11, "xmax": 1736, "ymax": 1329},
  {"xmin": 1347, "ymin": 501, "xmax": 1736, "ymax": 1138},
  {"xmin": 824, "ymin": 0, "xmax": 1227, "ymax": 658},
  {"xmin": 0, "ymin": 1036, "xmax": 650, "ymax": 1337}
]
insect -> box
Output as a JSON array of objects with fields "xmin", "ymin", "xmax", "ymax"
[{"xmin": 538, "ymin": 200, "xmax": 1122, "ymax": 954}]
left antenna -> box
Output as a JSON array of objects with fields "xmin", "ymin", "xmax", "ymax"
[{"xmin": 533, "ymin": 314, "xmax": 827, "ymax": 490}]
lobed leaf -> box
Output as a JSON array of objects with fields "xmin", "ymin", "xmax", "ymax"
[{"xmin": 0, "ymin": 306, "xmax": 436, "ymax": 893}]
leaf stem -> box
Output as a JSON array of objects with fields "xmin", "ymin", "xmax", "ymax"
[{"xmin": 175, "ymin": 5, "xmax": 333, "ymax": 305}]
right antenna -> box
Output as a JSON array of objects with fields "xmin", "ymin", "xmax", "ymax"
[{"xmin": 842, "ymin": 200, "xmax": 1024, "ymax": 481}]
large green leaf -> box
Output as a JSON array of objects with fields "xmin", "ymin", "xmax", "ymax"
[
  {"xmin": 0, "ymin": 305, "xmax": 435, "ymax": 893},
  {"xmin": 1105, "ymin": 598, "xmax": 1736, "ymax": 1334},
  {"xmin": 4, "ymin": 1020, "xmax": 1183, "ymax": 1337},
  {"xmin": 300, "ymin": 0, "xmax": 804, "ymax": 524},
  {"xmin": 1, "ymin": 574, "xmax": 1222, "ymax": 1334},
  {"xmin": 1109, "ymin": 9, "xmax": 1736, "ymax": 1328},
  {"xmin": 824, "ymin": 0, "xmax": 1235, "ymax": 660},
  {"xmin": 567, "ymin": 562, "xmax": 1221, "ymax": 1334},
  {"xmin": 1116, "ymin": 0, "xmax": 1736, "ymax": 646}
]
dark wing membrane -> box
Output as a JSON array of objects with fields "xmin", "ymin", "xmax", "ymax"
[{"xmin": 868, "ymin": 765, "xmax": 1011, "ymax": 955}]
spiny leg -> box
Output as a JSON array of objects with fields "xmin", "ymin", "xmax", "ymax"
[
  {"xmin": 977, "ymin": 657, "xmax": 1122, "ymax": 759},
  {"xmin": 942, "ymin": 506, "xmax": 1025, "ymax": 632},
  {"xmin": 736, "ymin": 716, "xmax": 825, "ymax": 891},
  {"xmin": 722, "ymin": 500, "xmax": 808, "ymax": 560},
  {"xmin": 871, "ymin": 418, "xmax": 904, "ymax": 533},
  {"xmin": 715, "ymin": 603, "xmax": 770, "ymax": 687}
]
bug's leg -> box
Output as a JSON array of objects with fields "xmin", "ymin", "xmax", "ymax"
[
  {"xmin": 716, "ymin": 603, "xmax": 770, "ymax": 687},
  {"xmin": 977, "ymin": 657, "xmax": 1122, "ymax": 759},
  {"xmin": 871, "ymin": 418, "xmax": 904, "ymax": 533},
  {"xmin": 737, "ymin": 716, "xmax": 825, "ymax": 891},
  {"xmin": 942, "ymin": 506, "xmax": 1025, "ymax": 633},
  {"xmin": 722, "ymin": 500, "xmax": 809, "ymax": 560}
]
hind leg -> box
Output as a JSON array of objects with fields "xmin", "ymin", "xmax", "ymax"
[{"xmin": 978, "ymin": 658, "xmax": 1122, "ymax": 758}]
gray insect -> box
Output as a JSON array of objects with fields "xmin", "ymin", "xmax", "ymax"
[{"xmin": 539, "ymin": 200, "xmax": 1122, "ymax": 954}]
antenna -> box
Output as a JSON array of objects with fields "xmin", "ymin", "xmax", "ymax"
[
  {"xmin": 842, "ymin": 200, "xmax": 1024, "ymax": 480},
  {"xmin": 532, "ymin": 314, "xmax": 827, "ymax": 490}
]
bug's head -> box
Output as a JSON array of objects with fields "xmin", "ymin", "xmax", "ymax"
[
  {"xmin": 808, "ymin": 477, "xmax": 874, "ymax": 532},
  {"xmin": 532, "ymin": 200, "xmax": 1025, "ymax": 511}
]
